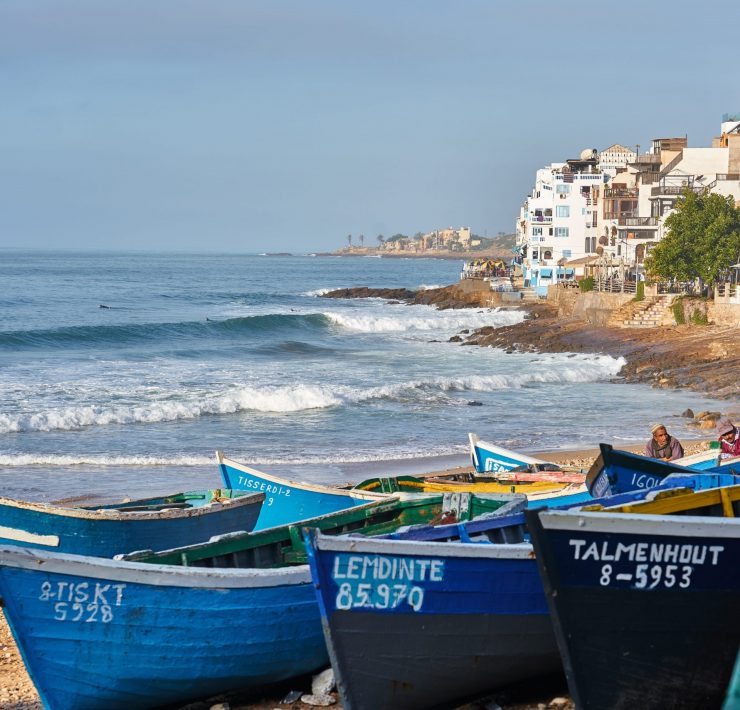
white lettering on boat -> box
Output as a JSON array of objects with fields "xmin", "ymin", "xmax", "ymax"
[
  {"xmin": 39, "ymin": 581, "xmax": 126, "ymax": 623},
  {"xmin": 330, "ymin": 554, "xmax": 444, "ymax": 612},
  {"xmin": 568, "ymin": 538, "xmax": 724, "ymax": 590},
  {"xmin": 629, "ymin": 473, "xmax": 661, "ymax": 489},
  {"xmin": 235, "ymin": 477, "xmax": 291, "ymax": 498}
]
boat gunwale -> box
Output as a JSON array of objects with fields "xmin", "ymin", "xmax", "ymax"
[
  {"xmin": 216, "ymin": 451, "xmax": 387, "ymax": 500},
  {"xmin": 0, "ymin": 544, "xmax": 312, "ymax": 587},
  {"xmin": 537, "ymin": 509, "xmax": 740, "ymax": 538},
  {"xmin": 309, "ymin": 529, "xmax": 535, "ymax": 559},
  {"xmin": 0, "ymin": 492, "xmax": 265, "ymax": 521}
]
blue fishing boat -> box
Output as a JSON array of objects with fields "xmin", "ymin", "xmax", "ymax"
[
  {"xmin": 468, "ymin": 432, "xmax": 551, "ymax": 473},
  {"xmin": 585, "ymin": 443, "xmax": 739, "ymax": 497},
  {"xmin": 527, "ymin": 483, "xmax": 740, "ymax": 709},
  {"xmin": 304, "ymin": 524, "xmax": 559, "ymax": 710},
  {"xmin": 216, "ymin": 451, "xmax": 386, "ymax": 529},
  {"xmin": 0, "ymin": 545, "xmax": 322, "ymax": 710},
  {"xmin": 0, "ymin": 489, "xmax": 264, "ymax": 557}
]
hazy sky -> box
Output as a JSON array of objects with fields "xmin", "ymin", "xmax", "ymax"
[{"xmin": 1, "ymin": 1, "xmax": 737, "ymax": 252}]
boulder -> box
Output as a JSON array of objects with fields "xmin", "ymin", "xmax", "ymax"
[{"xmin": 681, "ymin": 408, "xmax": 694, "ymax": 418}]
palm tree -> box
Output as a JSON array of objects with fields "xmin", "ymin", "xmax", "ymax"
[
  {"xmin": 377, "ymin": 234, "xmax": 385, "ymax": 246},
  {"xmin": 347, "ymin": 234, "xmax": 352, "ymax": 248},
  {"xmin": 359, "ymin": 234, "xmax": 364, "ymax": 247}
]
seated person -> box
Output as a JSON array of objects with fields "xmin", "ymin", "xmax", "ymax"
[
  {"xmin": 716, "ymin": 418, "xmax": 740, "ymax": 459},
  {"xmin": 644, "ymin": 423, "xmax": 684, "ymax": 461}
]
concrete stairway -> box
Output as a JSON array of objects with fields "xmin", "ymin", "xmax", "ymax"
[
  {"xmin": 610, "ymin": 295, "xmax": 674, "ymax": 328},
  {"xmin": 518, "ymin": 287, "xmax": 541, "ymax": 303}
]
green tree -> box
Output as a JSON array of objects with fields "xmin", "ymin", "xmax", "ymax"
[{"xmin": 645, "ymin": 190, "xmax": 740, "ymax": 286}]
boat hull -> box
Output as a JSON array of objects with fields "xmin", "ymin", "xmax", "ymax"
[
  {"xmin": 306, "ymin": 532, "xmax": 560, "ymax": 710},
  {"xmin": 217, "ymin": 452, "xmax": 383, "ymax": 529},
  {"xmin": 528, "ymin": 509, "xmax": 740, "ymax": 709},
  {"xmin": 0, "ymin": 491, "xmax": 263, "ymax": 556},
  {"xmin": 0, "ymin": 545, "xmax": 326, "ymax": 710}
]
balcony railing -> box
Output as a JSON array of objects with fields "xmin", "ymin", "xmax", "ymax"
[
  {"xmin": 716, "ymin": 174, "xmax": 740, "ymax": 181},
  {"xmin": 603, "ymin": 188, "xmax": 639, "ymax": 198},
  {"xmin": 650, "ymin": 185, "xmax": 704, "ymax": 196},
  {"xmin": 531, "ymin": 216, "xmax": 553, "ymax": 223},
  {"xmin": 618, "ymin": 217, "xmax": 658, "ymax": 226}
]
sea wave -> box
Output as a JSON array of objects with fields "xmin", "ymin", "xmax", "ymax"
[
  {"xmin": 0, "ymin": 355, "xmax": 624, "ymax": 433},
  {"xmin": 0, "ymin": 454, "xmax": 211, "ymax": 467},
  {"xmin": 0, "ymin": 313, "xmax": 330, "ymax": 349},
  {"xmin": 322, "ymin": 307, "xmax": 525, "ymax": 333}
]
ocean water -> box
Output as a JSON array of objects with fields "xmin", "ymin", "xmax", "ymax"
[{"xmin": 0, "ymin": 251, "xmax": 729, "ymax": 502}]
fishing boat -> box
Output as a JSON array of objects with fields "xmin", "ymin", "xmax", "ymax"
[
  {"xmin": 216, "ymin": 451, "xmax": 387, "ymax": 529},
  {"xmin": 0, "ymin": 489, "xmax": 264, "ymax": 557},
  {"xmin": 0, "ymin": 492, "xmax": 524, "ymax": 710},
  {"xmin": 527, "ymin": 483, "xmax": 740, "ymax": 710},
  {"xmin": 304, "ymin": 522, "xmax": 559, "ymax": 710},
  {"xmin": 468, "ymin": 431, "xmax": 551, "ymax": 473},
  {"xmin": 585, "ymin": 443, "xmax": 739, "ymax": 497},
  {"xmin": 353, "ymin": 473, "xmax": 591, "ymax": 508}
]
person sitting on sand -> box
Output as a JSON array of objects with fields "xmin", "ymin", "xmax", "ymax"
[
  {"xmin": 644, "ymin": 423, "xmax": 684, "ymax": 462},
  {"xmin": 716, "ymin": 418, "xmax": 740, "ymax": 459}
]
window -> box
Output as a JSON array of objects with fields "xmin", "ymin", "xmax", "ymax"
[
  {"xmin": 555, "ymin": 227, "xmax": 569, "ymax": 237},
  {"xmin": 556, "ymin": 206, "xmax": 570, "ymax": 218},
  {"xmin": 556, "ymin": 184, "xmax": 571, "ymax": 194},
  {"xmin": 543, "ymin": 250, "xmax": 552, "ymax": 259},
  {"xmin": 562, "ymin": 249, "xmax": 572, "ymax": 258},
  {"xmin": 532, "ymin": 250, "xmax": 539, "ymax": 260},
  {"xmin": 532, "ymin": 227, "xmax": 543, "ymax": 236}
]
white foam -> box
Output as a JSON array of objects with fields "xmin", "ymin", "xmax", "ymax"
[
  {"xmin": 0, "ymin": 354, "xmax": 624, "ymax": 433},
  {"xmin": 0, "ymin": 454, "xmax": 211, "ymax": 467},
  {"xmin": 322, "ymin": 305, "xmax": 525, "ymax": 334}
]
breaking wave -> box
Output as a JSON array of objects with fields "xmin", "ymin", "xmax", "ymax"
[{"xmin": 0, "ymin": 354, "xmax": 624, "ymax": 433}]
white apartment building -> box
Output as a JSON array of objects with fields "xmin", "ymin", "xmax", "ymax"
[
  {"xmin": 599, "ymin": 144, "xmax": 637, "ymax": 176},
  {"xmin": 515, "ymin": 155, "xmax": 606, "ymax": 295}
]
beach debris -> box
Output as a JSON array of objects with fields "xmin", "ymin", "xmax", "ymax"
[
  {"xmin": 300, "ymin": 693, "xmax": 336, "ymax": 706},
  {"xmin": 280, "ymin": 690, "xmax": 303, "ymax": 704},
  {"xmin": 681, "ymin": 408, "xmax": 694, "ymax": 418},
  {"xmin": 311, "ymin": 668, "xmax": 335, "ymax": 696}
]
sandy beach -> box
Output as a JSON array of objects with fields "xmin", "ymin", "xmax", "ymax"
[{"xmin": 0, "ymin": 439, "xmax": 718, "ymax": 710}]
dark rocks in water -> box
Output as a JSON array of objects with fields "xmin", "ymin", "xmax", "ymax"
[
  {"xmin": 321, "ymin": 287, "xmax": 416, "ymax": 301},
  {"xmin": 98, "ymin": 304, "xmax": 111, "ymax": 309},
  {"xmin": 460, "ymin": 329, "xmax": 470, "ymax": 334},
  {"xmin": 681, "ymin": 408, "xmax": 695, "ymax": 418},
  {"xmin": 449, "ymin": 335, "xmax": 463, "ymax": 342},
  {"xmin": 467, "ymin": 400, "xmax": 483, "ymax": 406}
]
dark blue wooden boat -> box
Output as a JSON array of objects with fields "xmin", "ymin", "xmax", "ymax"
[
  {"xmin": 527, "ymin": 483, "xmax": 740, "ymax": 709},
  {"xmin": 304, "ymin": 520, "xmax": 558, "ymax": 710},
  {"xmin": 0, "ymin": 489, "xmax": 264, "ymax": 557},
  {"xmin": 216, "ymin": 451, "xmax": 386, "ymax": 529},
  {"xmin": 585, "ymin": 442, "xmax": 739, "ymax": 497},
  {"xmin": 0, "ymin": 492, "xmax": 524, "ymax": 710}
]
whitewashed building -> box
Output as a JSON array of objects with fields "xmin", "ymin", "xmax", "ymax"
[
  {"xmin": 599, "ymin": 144, "xmax": 637, "ymax": 176},
  {"xmin": 515, "ymin": 151, "xmax": 606, "ymax": 295}
]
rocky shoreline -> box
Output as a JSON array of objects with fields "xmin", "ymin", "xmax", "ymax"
[{"xmin": 322, "ymin": 286, "xmax": 740, "ymax": 403}]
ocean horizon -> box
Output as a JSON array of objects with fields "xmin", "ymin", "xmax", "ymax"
[{"xmin": 0, "ymin": 251, "xmax": 728, "ymax": 503}]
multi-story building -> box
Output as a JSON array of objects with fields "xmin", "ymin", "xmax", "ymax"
[
  {"xmin": 515, "ymin": 151, "xmax": 605, "ymax": 294},
  {"xmin": 599, "ymin": 144, "xmax": 637, "ymax": 176},
  {"xmin": 516, "ymin": 118, "xmax": 740, "ymax": 292}
]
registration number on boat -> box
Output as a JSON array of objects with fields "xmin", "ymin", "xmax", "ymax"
[
  {"xmin": 335, "ymin": 581, "xmax": 426, "ymax": 611},
  {"xmin": 39, "ymin": 581, "xmax": 126, "ymax": 623}
]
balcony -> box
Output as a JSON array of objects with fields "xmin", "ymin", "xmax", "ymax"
[
  {"xmin": 530, "ymin": 215, "xmax": 553, "ymax": 223},
  {"xmin": 603, "ymin": 188, "xmax": 638, "ymax": 198},
  {"xmin": 618, "ymin": 217, "xmax": 658, "ymax": 227},
  {"xmin": 650, "ymin": 185, "xmax": 705, "ymax": 196}
]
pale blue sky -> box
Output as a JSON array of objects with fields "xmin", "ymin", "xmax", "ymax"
[{"xmin": 1, "ymin": 1, "xmax": 737, "ymax": 252}]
